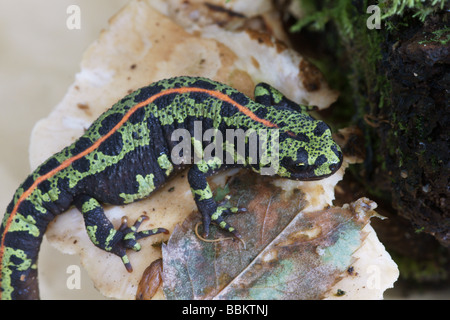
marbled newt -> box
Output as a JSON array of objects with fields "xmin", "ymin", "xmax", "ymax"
[{"xmin": 0, "ymin": 76, "xmax": 342, "ymax": 299}]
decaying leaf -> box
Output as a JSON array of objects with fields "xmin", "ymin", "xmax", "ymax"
[
  {"xmin": 136, "ymin": 258, "xmax": 163, "ymax": 300},
  {"xmin": 162, "ymin": 171, "xmax": 378, "ymax": 299}
]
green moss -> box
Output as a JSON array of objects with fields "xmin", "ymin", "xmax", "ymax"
[
  {"xmin": 290, "ymin": 2, "xmax": 447, "ymax": 206},
  {"xmin": 392, "ymin": 252, "xmax": 448, "ymax": 283},
  {"xmin": 414, "ymin": 226, "xmax": 425, "ymax": 234},
  {"xmin": 379, "ymin": 0, "xmax": 446, "ymax": 21},
  {"xmin": 418, "ymin": 26, "xmax": 450, "ymax": 45},
  {"xmin": 289, "ymin": 1, "xmax": 445, "ymax": 194},
  {"xmin": 290, "ymin": 0, "xmax": 355, "ymax": 38},
  {"xmin": 290, "ymin": 0, "xmax": 391, "ymax": 115}
]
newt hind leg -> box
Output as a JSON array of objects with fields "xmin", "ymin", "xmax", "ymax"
[{"xmin": 74, "ymin": 195, "xmax": 168, "ymax": 272}]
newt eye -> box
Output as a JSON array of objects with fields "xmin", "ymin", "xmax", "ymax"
[{"xmin": 329, "ymin": 162, "xmax": 340, "ymax": 173}]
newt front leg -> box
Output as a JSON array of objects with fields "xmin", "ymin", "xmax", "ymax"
[{"xmin": 187, "ymin": 160, "xmax": 245, "ymax": 239}]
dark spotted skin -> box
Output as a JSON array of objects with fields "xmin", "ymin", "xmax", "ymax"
[{"xmin": 0, "ymin": 76, "xmax": 342, "ymax": 299}]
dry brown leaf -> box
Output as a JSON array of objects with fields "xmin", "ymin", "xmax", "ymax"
[
  {"xmin": 136, "ymin": 258, "xmax": 163, "ymax": 300},
  {"xmin": 162, "ymin": 172, "xmax": 378, "ymax": 299}
]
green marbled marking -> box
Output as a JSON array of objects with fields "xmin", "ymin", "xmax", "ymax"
[
  {"xmin": 86, "ymin": 225, "xmax": 99, "ymax": 245},
  {"xmin": 1, "ymin": 246, "xmax": 35, "ymax": 300},
  {"xmin": 6, "ymin": 213, "xmax": 39, "ymax": 237},
  {"xmin": 191, "ymin": 137, "xmax": 204, "ymax": 163},
  {"xmin": 124, "ymin": 232, "xmax": 136, "ymax": 241},
  {"xmin": 121, "ymin": 255, "xmax": 130, "ymax": 265},
  {"xmin": 104, "ymin": 229, "xmax": 117, "ymax": 252},
  {"xmin": 81, "ymin": 198, "xmax": 101, "ymax": 213},
  {"xmin": 191, "ymin": 185, "xmax": 213, "ymax": 201},
  {"xmin": 3, "ymin": 247, "xmax": 33, "ymax": 271},
  {"xmin": 157, "ymin": 154, "xmax": 174, "ymax": 176},
  {"xmin": 119, "ymin": 173, "xmax": 156, "ymax": 204}
]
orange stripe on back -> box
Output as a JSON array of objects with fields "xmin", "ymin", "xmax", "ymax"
[{"xmin": 0, "ymin": 85, "xmax": 281, "ymax": 296}]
